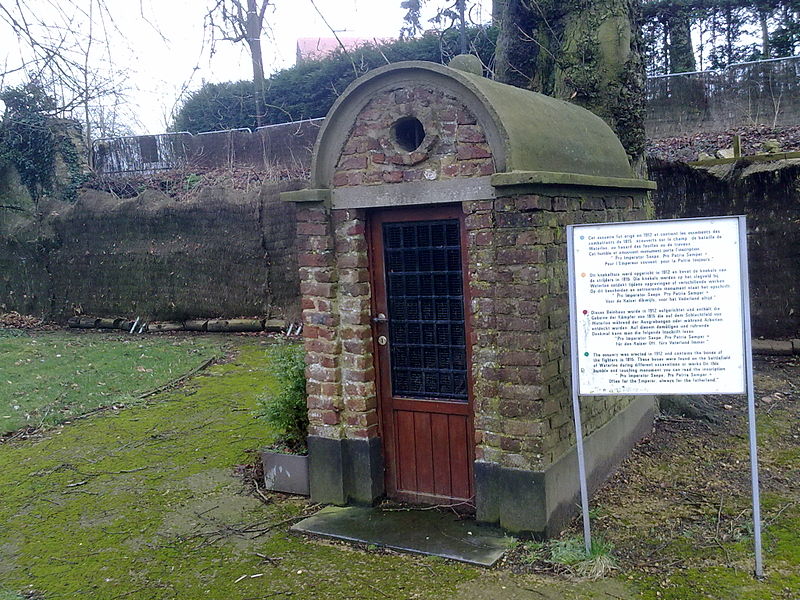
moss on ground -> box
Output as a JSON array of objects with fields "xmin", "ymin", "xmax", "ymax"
[
  {"xmin": 1, "ymin": 339, "xmax": 798, "ymax": 599},
  {"xmin": 0, "ymin": 341, "xmax": 476, "ymax": 599}
]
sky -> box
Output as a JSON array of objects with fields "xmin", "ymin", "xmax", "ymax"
[{"xmin": 0, "ymin": 0, "xmax": 490, "ymax": 136}]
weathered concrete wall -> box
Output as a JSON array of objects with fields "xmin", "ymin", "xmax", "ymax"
[
  {"xmin": 650, "ymin": 157, "xmax": 800, "ymax": 339},
  {"xmin": 0, "ymin": 181, "xmax": 303, "ymax": 322}
]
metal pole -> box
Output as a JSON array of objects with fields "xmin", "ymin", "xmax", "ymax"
[
  {"xmin": 567, "ymin": 225, "xmax": 592, "ymax": 555},
  {"xmin": 738, "ymin": 216, "xmax": 764, "ymax": 578}
]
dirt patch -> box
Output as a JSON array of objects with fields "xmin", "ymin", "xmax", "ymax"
[
  {"xmin": 648, "ymin": 124, "xmax": 800, "ymax": 162},
  {"xmin": 494, "ymin": 355, "xmax": 799, "ymax": 598}
]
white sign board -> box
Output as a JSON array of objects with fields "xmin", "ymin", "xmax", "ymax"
[{"xmin": 570, "ymin": 217, "xmax": 746, "ymax": 395}]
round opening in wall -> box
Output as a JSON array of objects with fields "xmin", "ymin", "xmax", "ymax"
[{"xmin": 393, "ymin": 117, "xmax": 426, "ymax": 152}]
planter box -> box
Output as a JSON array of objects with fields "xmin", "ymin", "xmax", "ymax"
[{"xmin": 261, "ymin": 450, "xmax": 310, "ymax": 496}]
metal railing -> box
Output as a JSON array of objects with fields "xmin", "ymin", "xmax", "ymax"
[{"xmin": 646, "ymin": 55, "xmax": 800, "ymax": 137}]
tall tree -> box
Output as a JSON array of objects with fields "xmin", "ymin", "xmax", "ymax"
[
  {"xmin": 493, "ymin": 0, "xmax": 648, "ymax": 174},
  {"xmin": 0, "ymin": 0, "xmax": 131, "ymax": 157},
  {"xmin": 206, "ymin": 0, "xmax": 271, "ymax": 127}
]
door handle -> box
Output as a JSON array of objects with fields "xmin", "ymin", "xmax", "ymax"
[{"xmin": 372, "ymin": 313, "xmax": 388, "ymax": 324}]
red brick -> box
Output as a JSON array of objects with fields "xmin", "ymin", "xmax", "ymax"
[
  {"xmin": 297, "ymin": 222, "xmax": 328, "ymax": 236},
  {"xmin": 346, "ymin": 426, "xmax": 379, "ymax": 439},
  {"xmin": 340, "ymin": 282, "xmax": 370, "ymax": 297},
  {"xmin": 303, "ymin": 325, "xmax": 336, "ymax": 341},
  {"xmin": 335, "ymin": 236, "xmax": 367, "ymax": 253},
  {"xmin": 464, "ymin": 213, "xmax": 493, "ymax": 230},
  {"xmin": 298, "ymin": 253, "xmax": 333, "ymax": 267},
  {"xmin": 464, "ymin": 200, "xmax": 493, "ymax": 212},
  {"xmin": 300, "ymin": 282, "xmax": 335, "ymax": 298},
  {"xmin": 500, "ymin": 436, "xmax": 522, "ymax": 452},
  {"xmin": 305, "ymin": 338, "xmax": 337, "ymax": 354},
  {"xmin": 344, "ymin": 395, "xmax": 377, "ymax": 412},
  {"xmin": 332, "ymin": 172, "xmax": 350, "ymax": 187},
  {"xmin": 457, "ymin": 108, "xmax": 477, "ymax": 125},
  {"xmin": 340, "ymin": 326, "xmax": 371, "ymax": 341},
  {"xmin": 353, "ymin": 411, "xmax": 379, "ymax": 428},
  {"xmin": 307, "ymin": 395, "xmax": 336, "ymax": 410},
  {"xmin": 516, "ymin": 195, "xmax": 552, "ymax": 211},
  {"xmin": 344, "ymin": 382, "xmax": 375, "ymax": 397},
  {"xmin": 296, "ymin": 208, "xmax": 328, "ymax": 223},
  {"xmin": 382, "ymin": 171, "xmax": 403, "ymax": 183},
  {"xmin": 457, "ymin": 144, "xmax": 492, "ymax": 160},
  {"xmin": 343, "ymin": 367, "xmax": 375, "ymax": 382},
  {"xmin": 496, "ymin": 247, "xmax": 545, "ymax": 265},
  {"xmin": 346, "ymin": 222, "xmax": 365, "ymax": 236},
  {"xmin": 442, "ymin": 164, "xmax": 459, "ymax": 177},
  {"xmin": 342, "ymin": 353, "xmax": 372, "ymax": 370},
  {"xmin": 338, "ymin": 252, "xmax": 369, "ymax": 268},
  {"xmin": 307, "ymin": 364, "xmax": 339, "ymax": 382},
  {"xmin": 580, "ymin": 197, "xmax": 604, "ymax": 210},
  {"xmin": 457, "ymin": 125, "xmax": 486, "ymax": 143},
  {"xmin": 321, "ymin": 410, "xmax": 340, "ymax": 425}
]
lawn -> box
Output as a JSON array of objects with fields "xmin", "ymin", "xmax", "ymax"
[
  {"xmin": 0, "ymin": 330, "xmax": 797, "ymax": 600},
  {"xmin": 0, "ymin": 330, "xmax": 225, "ymax": 435},
  {"xmin": 0, "ymin": 333, "xmax": 476, "ymax": 600}
]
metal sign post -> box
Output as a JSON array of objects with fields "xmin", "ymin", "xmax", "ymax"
[
  {"xmin": 738, "ymin": 219, "xmax": 764, "ymax": 578},
  {"xmin": 566, "ymin": 240, "xmax": 592, "ymax": 554},
  {"xmin": 566, "ymin": 216, "xmax": 763, "ymax": 576}
]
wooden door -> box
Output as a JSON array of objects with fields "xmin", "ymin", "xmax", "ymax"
[{"xmin": 369, "ymin": 205, "xmax": 474, "ymax": 506}]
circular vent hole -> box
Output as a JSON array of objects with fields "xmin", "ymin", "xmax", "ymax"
[{"xmin": 393, "ymin": 117, "xmax": 425, "ymax": 152}]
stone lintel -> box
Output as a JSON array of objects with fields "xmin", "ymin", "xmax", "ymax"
[
  {"xmin": 331, "ymin": 176, "xmax": 496, "ymax": 210},
  {"xmin": 281, "ymin": 188, "xmax": 331, "ymax": 203},
  {"xmin": 491, "ymin": 170, "xmax": 657, "ymax": 191}
]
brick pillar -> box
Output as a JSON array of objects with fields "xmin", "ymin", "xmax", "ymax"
[
  {"xmin": 297, "ymin": 204, "xmax": 342, "ymax": 439},
  {"xmin": 296, "ymin": 203, "xmax": 383, "ymax": 505}
]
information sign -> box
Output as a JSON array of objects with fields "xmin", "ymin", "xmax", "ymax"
[
  {"xmin": 566, "ymin": 216, "xmax": 762, "ymax": 577},
  {"xmin": 570, "ymin": 217, "xmax": 746, "ymax": 395}
]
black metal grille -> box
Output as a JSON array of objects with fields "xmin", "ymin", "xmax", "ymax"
[{"xmin": 383, "ymin": 219, "xmax": 468, "ymax": 401}]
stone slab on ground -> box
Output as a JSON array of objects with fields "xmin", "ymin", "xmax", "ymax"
[
  {"xmin": 752, "ymin": 339, "xmax": 793, "ymax": 355},
  {"xmin": 291, "ymin": 505, "xmax": 515, "ymax": 567}
]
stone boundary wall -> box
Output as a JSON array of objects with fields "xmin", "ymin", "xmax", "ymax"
[
  {"xmin": 650, "ymin": 157, "xmax": 800, "ymax": 339},
  {"xmin": 0, "ymin": 181, "xmax": 304, "ymax": 322}
]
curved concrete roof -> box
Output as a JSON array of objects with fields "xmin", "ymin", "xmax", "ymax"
[{"xmin": 310, "ymin": 60, "xmax": 636, "ymax": 189}]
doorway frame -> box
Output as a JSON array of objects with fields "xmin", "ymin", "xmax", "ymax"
[{"xmin": 367, "ymin": 203, "xmax": 476, "ymax": 506}]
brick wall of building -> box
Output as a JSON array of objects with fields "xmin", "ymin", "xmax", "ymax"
[
  {"xmin": 296, "ymin": 78, "xmax": 652, "ymax": 472},
  {"xmin": 332, "ymin": 85, "xmax": 494, "ymax": 187},
  {"xmin": 466, "ymin": 191, "xmax": 650, "ymax": 470}
]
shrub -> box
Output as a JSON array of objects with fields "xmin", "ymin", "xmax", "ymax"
[
  {"xmin": 260, "ymin": 343, "xmax": 308, "ymax": 453},
  {"xmin": 172, "ymin": 25, "xmax": 497, "ymax": 133}
]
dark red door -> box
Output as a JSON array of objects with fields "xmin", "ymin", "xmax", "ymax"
[{"xmin": 369, "ymin": 205, "xmax": 474, "ymax": 506}]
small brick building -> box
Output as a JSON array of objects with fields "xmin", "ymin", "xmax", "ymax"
[{"xmin": 283, "ymin": 58, "xmax": 657, "ymax": 535}]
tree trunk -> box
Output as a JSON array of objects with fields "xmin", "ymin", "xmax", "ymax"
[
  {"xmin": 493, "ymin": 0, "xmax": 542, "ymax": 90},
  {"xmin": 246, "ymin": 0, "xmax": 265, "ymax": 128},
  {"xmin": 668, "ymin": 10, "xmax": 696, "ymax": 73},
  {"xmin": 760, "ymin": 10, "xmax": 770, "ymax": 58},
  {"xmin": 494, "ymin": 0, "xmax": 647, "ymax": 175}
]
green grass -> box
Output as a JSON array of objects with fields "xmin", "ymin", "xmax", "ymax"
[
  {"xmin": 0, "ymin": 330, "xmax": 225, "ymax": 434},
  {"xmin": 0, "ymin": 338, "xmax": 476, "ymax": 600},
  {"xmin": 0, "ymin": 333, "xmax": 797, "ymax": 599}
]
